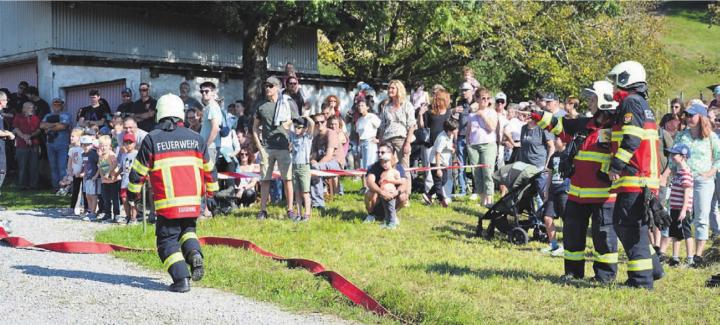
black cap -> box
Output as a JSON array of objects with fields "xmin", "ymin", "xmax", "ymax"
[{"xmin": 292, "ymin": 117, "xmax": 307, "ymax": 128}]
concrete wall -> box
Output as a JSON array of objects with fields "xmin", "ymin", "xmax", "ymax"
[{"xmin": 138, "ymin": 71, "xmax": 245, "ymax": 108}]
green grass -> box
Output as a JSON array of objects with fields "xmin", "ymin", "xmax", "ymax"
[
  {"xmin": 659, "ymin": 7, "xmax": 720, "ymax": 104},
  {"xmin": 97, "ymin": 178, "xmax": 720, "ymax": 324},
  {"xmin": 0, "ymin": 182, "xmax": 66, "ymax": 210}
]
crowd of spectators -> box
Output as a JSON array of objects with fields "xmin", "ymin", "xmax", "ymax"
[{"xmin": 2, "ymin": 66, "xmax": 720, "ymax": 253}]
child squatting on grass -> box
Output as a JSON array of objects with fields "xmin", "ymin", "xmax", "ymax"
[{"xmin": 662, "ymin": 144, "xmax": 695, "ymax": 267}]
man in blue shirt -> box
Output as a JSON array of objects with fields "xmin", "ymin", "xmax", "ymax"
[{"xmin": 40, "ymin": 98, "xmax": 71, "ymax": 190}]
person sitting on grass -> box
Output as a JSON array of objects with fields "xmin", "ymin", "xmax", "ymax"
[
  {"xmin": 364, "ymin": 143, "xmax": 410, "ymax": 229},
  {"xmin": 234, "ymin": 146, "xmax": 259, "ymax": 208},
  {"xmin": 422, "ymin": 119, "xmax": 458, "ymax": 208},
  {"xmin": 664, "ymin": 144, "xmax": 695, "ymax": 267},
  {"xmin": 286, "ymin": 115, "xmax": 315, "ymax": 222}
]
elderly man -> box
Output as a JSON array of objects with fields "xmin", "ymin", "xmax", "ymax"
[
  {"xmin": 39, "ymin": 98, "xmax": 71, "ymax": 190},
  {"xmin": 117, "ymin": 117, "xmax": 148, "ymax": 149},
  {"xmin": 363, "ymin": 143, "xmax": 410, "ymax": 229},
  {"xmin": 252, "ymin": 76, "xmax": 299, "ymax": 220}
]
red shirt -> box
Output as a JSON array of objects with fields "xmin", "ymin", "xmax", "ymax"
[{"xmin": 12, "ymin": 114, "xmax": 40, "ymax": 148}]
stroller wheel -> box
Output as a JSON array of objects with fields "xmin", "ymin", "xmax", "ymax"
[
  {"xmin": 509, "ymin": 227, "xmax": 529, "ymax": 245},
  {"xmin": 532, "ymin": 224, "xmax": 549, "ymax": 242}
]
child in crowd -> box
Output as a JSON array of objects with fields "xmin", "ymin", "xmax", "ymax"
[
  {"xmin": 66, "ymin": 128, "xmax": 85, "ymax": 214},
  {"xmin": 119, "ymin": 132, "xmax": 138, "ymax": 224},
  {"xmin": 287, "ymin": 115, "xmax": 315, "ymax": 222},
  {"xmin": 422, "ymin": 119, "xmax": 458, "ymax": 208},
  {"xmin": 666, "ymin": 144, "xmax": 695, "ymax": 267},
  {"xmin": 380, "ymin": 168, "xmax": 402, "ymax": 197},
  {"xmin": 98, "ymin": 135, "xmax": 121, "ymax": 223},
  {"xmin": 541, "ymin": 143, "xmax": 569, "ymax": 256},
  {"xmin": 80, "ymin": 135, "xmax": 100, "ymax": 220},
  {"xmin": 110, "ymin": 114, "xmax": 124, "ymax": 152}
]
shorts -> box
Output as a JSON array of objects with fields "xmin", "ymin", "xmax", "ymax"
[
  {"xmin": 83, "ymin": 178, "xmax": 101, "ymax": 196},
  {"xmin": 120, "ymin": 188, "xmax": 128, "ymax": 200},
  {"xmin": 669, "ymin": 209, "xmax": 693, "ymax": 240},
  {"xmin": 292, "ymin": 164, "xmax": 311, "ymax": 193},
  {"xmin": 259, "ymin": 147, "xmax": 292, "ymax": 181},
  {"xmin": 543, "ymin": 188, "xmax": 568, "ymax": 218}
]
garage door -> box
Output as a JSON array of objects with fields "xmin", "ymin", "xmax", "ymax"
[
  {"xmin": 0, "ymin": 60, "xmax": 38, "ymax": 91},
  {"xmin": 64, "ymin": 79, "xmax": 127, "ymax": 125}
]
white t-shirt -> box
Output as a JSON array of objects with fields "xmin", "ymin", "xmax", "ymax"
[
  {"xmin": 356, "ymin": 113, "xmax": 381, "ymax": 141},
  {"xmin": 467, "ymin": 108, "xmax": 498, "ymax": 145},
  {"xmin": 506, "ymin": 118, "xmax": 524, "ymax": 142},
  {"xmin": 120, "ymin": 151, "xmax": 138, "ymax": 188},
  {"xmin": 68, "ymin": 146, "xmax": 84, "ymax": 176},
  {"xmin": 430, "ymin": 131, "xmax": 454, "ymax": 166}
]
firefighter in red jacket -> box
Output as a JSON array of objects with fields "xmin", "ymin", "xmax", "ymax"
[
  {"xmin": 534, "ymin": 80, "xmax": 619, "ymax": 283},
  {"xmin": 604, "ymin": 61, "xmax": 663, "ymax": 289},
  {"xmin": 128, "ymin": 94, "xmax": 218, "ymax": 292}
]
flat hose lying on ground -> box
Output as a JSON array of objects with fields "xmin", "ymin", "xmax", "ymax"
[{"xmin": 0, "ymin": 226, "xmax": 395, "ymax": 318}]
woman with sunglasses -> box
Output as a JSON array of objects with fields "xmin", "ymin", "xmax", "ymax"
[
  {"xmin": 466, "ymin": 87, "xmax": 498, "ymax": 207},
  {"xmin": 670, "ymin": 103, "xmax": 720, "ymax": 268},
  {"xmin": 235, "ymin": 146, "xmax": 259, "ymax": 208}
]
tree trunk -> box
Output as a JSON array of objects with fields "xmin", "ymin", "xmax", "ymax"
[{"xmin": 242, "ymin": 22, "xmax": 272, "ymax": 112}]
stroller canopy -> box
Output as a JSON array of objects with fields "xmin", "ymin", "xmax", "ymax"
[{"xmin": 493, "ymin": 162, "xmax": 541, "ymax": 191}]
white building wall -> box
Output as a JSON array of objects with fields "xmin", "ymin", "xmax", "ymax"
[{"xmin": 47, "ymin": 63, "xmax": 142, "ymax": 103}]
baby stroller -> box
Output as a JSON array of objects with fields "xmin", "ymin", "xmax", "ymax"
[{"xmin": 476, "ymin": 161, "xmax": 548, "ymax": 245}]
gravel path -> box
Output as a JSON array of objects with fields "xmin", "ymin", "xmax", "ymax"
[{"xmin": 0, "ymin": 209, "xmax": 352, "ymax": 324}]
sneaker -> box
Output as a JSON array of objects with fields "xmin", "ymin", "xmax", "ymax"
[
  {"xmin": 99, "ymin": 214, "xmax": 112, "ymax": 223},
  {"xmin": 439, "ymin": 198, "xmax": 449, "ymax": 208},
  {"xmin": 668, "ymin": 257, "xmax": 681, "ymax": 267},
  {"xmin": 114, "ymin": 215, "xmax": 125, "ymax": 224},
  {"xmin": 421, "ymin": 193, "xmax": 432, "ymax": 205},
  {"xmin": 287, "ymin": 209, "xmax": 295, "ymax": 221},
  {"xmin": 691, "ymin": 255, "xmax": 704, "ymax": 268},
  {"xmin": 257, "ymin": 210, "xmax": 267, "ymax": 220},
  {"xmin": 550, "ymin": 246, "xmax": 565, "ymax": 257},
  {"xmin": 298, "ymin": 215, "xmax": 310, "ymax": 222},
  {"xmin": 84, "ymin": 213, "xmax": 97, "ymax": 221},
  {"xmin": 469, "ymin": 193, "xmax": 479, "ymax": 201},
  {"xmin": 381, "ymin": 222, "xmax": 398, "ymax": 230},
  {"xmin": 657, "ymin": 253, "xmax": 667, "ymax": 264},
  {"xmin": 127, "ymin": 219, "xmax": 139, "ymax": 225},
  {"xmin": 363, "ymin": 215, "xmax": 376, "ymax": 223},
  {"xmin": 541, "ymin": 246, "xmax": 554, "ymax": 254},
  {"xmin": 359, "ymin": 187, "xmax": 367, "ymax": 195}
]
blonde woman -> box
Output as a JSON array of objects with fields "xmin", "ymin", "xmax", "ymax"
[{"xmin": 378, "ymin": 80, "xmax": 416, "ymax": 168}]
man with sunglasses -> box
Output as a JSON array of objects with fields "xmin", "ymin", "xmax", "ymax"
[
  {"xmin": 363, "ymin": 143, "xmax": 409, "ymax": 228},
  {"xmin": 282, "ymin": 75, "xmax": 306, "ymax": 116},
  {"xmin": 116, "ymin": 88, "xmax": 134, "ymax": 118},
  {"xmin": 309, "ymin": 112, "xmax": 341, "ymax": 210},
  {"xmin": 130, "ymin": 82, "xmax": 157, "ymax": 132},
  {"xmin": 252, "ymin": 76, "xmax": 299, "ymax": 220}
]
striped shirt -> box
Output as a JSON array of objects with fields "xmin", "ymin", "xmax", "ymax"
[{"xmin": 669, "ymin": 166, "xmax": 693, "ymax": 211}]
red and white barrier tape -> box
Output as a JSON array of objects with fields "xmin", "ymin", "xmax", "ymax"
[
  {"xmin": 219, "ymin": 164, "xmax": 488, "ymax": 180},
  {"xmin": 0, "ymin": 226, "xmax": 394, "ymax": 317}
]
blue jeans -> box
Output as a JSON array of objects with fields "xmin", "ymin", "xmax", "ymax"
[
  {"xmin": 708, "ymin": 173, "xmax": 720, "ymax": 236},
  {"xmin": 693, "ymin": 175, "xmax": 715, "ymax": 240},
  {"xmin": 454, "ymin": 136, "xmax": 467, "ymax": 195},
  {"xmin": 47, "ymin": 143, "xmax": 69, "ymax": 189},
  {"xmin": 15, "ymin": 146, "xmax": 39, "ymax": 189},
  {"xmin": 310, "ymin": 160, "xmax": 341, "ymax": 208},
  {"xmin": 359, "ymin": 139, "xmax": 378, "ymax": 170}
]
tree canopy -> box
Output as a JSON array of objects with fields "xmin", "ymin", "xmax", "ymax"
[{"xmin": 319, "ymin": 0, "xmax": 670, "ymax": 108}]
